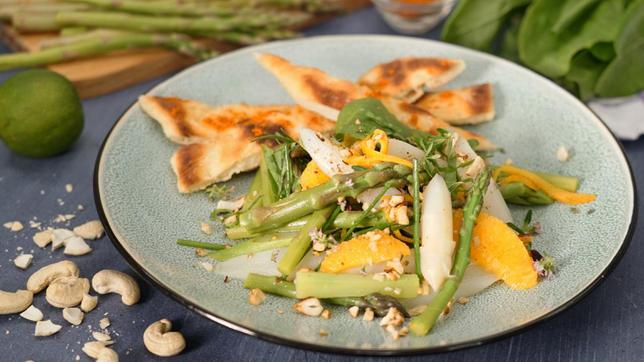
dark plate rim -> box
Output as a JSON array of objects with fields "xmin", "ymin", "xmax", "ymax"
[{"xmin": 93, "ymin": 35, "xmax": 638, "ymax": 356}]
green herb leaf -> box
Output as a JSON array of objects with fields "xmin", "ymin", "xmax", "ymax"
[
  {"xmin": 441, "ymin": 0, "xmax": 531, "ymax": 52},
  {"xmin": 595, "ymin": 0, "xmax": 644, "ymax": 97},
  {"xmin": 564, "ymin": 50, "xmax": 608, "ymax": 100},
  {"xmin": 204, "ymin": 183, "xmax": 231, "ymax": 201},
  {"xmin": 518, "ymin": 0, "xmax": 625, "ymax": 78},
  {"xmin": 335, "ymin": 97, "xmax": 426, "ymax": 141}
]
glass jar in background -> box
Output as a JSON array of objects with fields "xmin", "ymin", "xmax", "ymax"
[{"xmin": 372, "ymin": 0, "xmax": 456, "ymax": 35}]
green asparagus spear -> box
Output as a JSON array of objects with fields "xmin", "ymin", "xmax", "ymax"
[
  {"xmin": 243, "ymin": 273, "xmax": 296, "ymax": 298},
  {"xmin": 0, "ymin": 3, "xmax": 86, "ymax": 21},
  {"xmin": 241, "ymin": 171, "xmax": 264, "ymax": 212},
  {"xmin": 412, "ymin": 159, "xmax": 423, "ymax": 280},
  {"xmin": 225, "ymin": 210, "xmax": 387, "ymax": 240},
  {"xmin": 55, "ymin": 10, "xmax": 309, "ymax": 35},
  {"xmin": 0, "ymin": 32, "xmax": 217, "ymax": 71},
  {"xmin": 535, "ymin": 171, "xmax": 579, "ymax": 192},
  {"xmin": 239, "ymin": 165, "xmax": 411, "ymax": 232},
  {"xmin": 176, "ymin": 239, "xmax": 226, "ymax": 250},
  {"xmin": 11, "ymin": 12, "xmax": 59, "ymax": 32},
  {"xmin": 277, "ymin": 206, "xmax": 334, "ymax": 275},
  {"xmin": 409, "ymin": 169, "xmax": 490, "ymax": 336},
  {"xmin": 208, "ymin": 231, "xmax": 298, "ymax": 261},
  {"xmin": 500, "ymin": 182, "xmax": 554, "ymax": 205},
  {"xmin": 243, "ymin": 274, "xmax": 410, "ymax": 316},
  {"xmin": 295, "ymin": 271, "xmax": 420, "ymax": 299}
]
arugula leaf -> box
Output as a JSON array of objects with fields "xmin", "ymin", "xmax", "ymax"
[
  {"xmin": 441, "ymin": 0, "xmax": 531, "ymax": 52},
  {"xmin": 595, "ymin": 0, "xmax": 644, "ymax": 97},
  {"xmin": 335, "ymin": 97, "xmax": 426, "ymax": 141},
  {"xmin": 518, "ymin": 0, "xmax": 625, "ymax": 78},
  {"xmin": 564, "ymin": 51, "xmax": 608, "ymax": 100}
]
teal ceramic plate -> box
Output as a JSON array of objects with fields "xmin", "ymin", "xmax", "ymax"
[{"xmin": 94, "ymin": 35, "xmax": 636, "ymax": 354}]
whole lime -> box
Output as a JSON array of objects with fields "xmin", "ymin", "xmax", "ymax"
[{"xmin": 0, "ymin": 69, "xmax": 84, "ymax": 157}]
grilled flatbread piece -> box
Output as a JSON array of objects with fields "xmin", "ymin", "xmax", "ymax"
[
  {"xmin": 358, "ymin": 57, "xmax": 466, "ymax": 102},
  {"xmin": 139, "ymin": 95, "xmax": 334, "ymax": 193},
  {"xmin": 255, "ymin": 53, "xmax": 369, "ymax": 120},
  {"xmin": 256, "ymin": 53, "xmax": 495, "ymax": 150},
  {"xmin": 414, "ymin": 83, "xmax": 495, "ymax": 125},
  {"xmin": 379, "ymin": 98, "xmax": 495, "ymax": 151}
]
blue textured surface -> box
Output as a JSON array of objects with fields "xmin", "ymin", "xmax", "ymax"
[{"xmin": 1, "ymin": 7, "xmax": 643, "ymax": 362}]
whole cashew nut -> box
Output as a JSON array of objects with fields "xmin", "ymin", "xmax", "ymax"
[
  {"xmin": 0, "ymin": 289, "xmax": 33, "ymax": 314},
  {"xmin": 143, "ymin": 319, "xmax": 186, "ymax": 357},
  {"xmin": 27, "ymin": 260, "xmax": 79, "ymax": 293},
  {"xmin": 82, "ymin": 341, "xmax": 109, "ymax": 359},
  {"xmin": 45, "ymin": 276, "xmax": 90, "ymax": 308},
  {"xmin": 96, "ymin": 347, "xmax": 119, "ymax": 362},
  {"xmin": 91, "ymin": 270, "xmax": 140, "ymax": 306}
]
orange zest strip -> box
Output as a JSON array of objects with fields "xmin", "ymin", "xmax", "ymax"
[{"xmin": 495, "ymin": 165, "xmax": 596, "ymax": 205}]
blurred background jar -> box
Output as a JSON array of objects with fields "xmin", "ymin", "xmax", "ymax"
[{"xmin": 372, "ymin": 0, "xmax": 456, "ymax": 34}]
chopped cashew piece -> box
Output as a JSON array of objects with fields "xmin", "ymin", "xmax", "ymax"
[
  {"xmin": 99, "ymin": 317, "xmax": 111, "ymax": 329},
  {"xmin": 4, "ymin": 221, "xmax": 23, "ymax": 232},
  {"xmin": 27, "ymin": 260, "xmax": 80, "ymax": 293},
  {"xmin": 45, "ymin": 276, "xmax": 90, "ymax": 308},
  {"xmin": 93, "ymin": 331, "xmax": 111, "ymax": 342},
  {"xmin": 0, "ymin": 289, "xmax": 33, "ymax": 314},
  {"xmin": 63, "ymin": 307, "xmax": 84, "ymax": 325},
  {"xmin": 348, "ymin": 306, "xmax": 360, "ymax": 318},
  {"xmin": 96, "ymin": 348, "xmax": 119, "ymax": 362},
  {"xmin": 293, "ymin": 298, "xmax": 323, "ymax": 317},
  {"xmin": 14, "ymin": 254, "xmax": 33, "ymax": 269},
  {"xmin": 33, "ymin": 229, "xmax": 53, "ymax": 248},
  {"xmin": 20, "ymin": 304, "xmax": 44, "ymax": 322},
  {"xmin": 200, "ymin": 222, "xmax": 212, "ymax": 235},
  {"xmin": 73, "ymin": 220, "xmax": 104, "ymax": 240},
  {"xmin": 363, "ymin": 308, "xmax": 374, "ymax": 321},
  {"xmin": 248, "ymin": 288, "xmax": 266, "ymax": 306},
  {"xmin": 63, "ymin": 236, "xmax": 92, "ymax": 256},
  {"xmin": 34, "ymin": 320, "xmax": 62, "ymax": 336},
  {"xmin": 556, "ymin": 146, "xmax": 570, "ymax": 162},
  {"xmin": 143, "ymin": 319, "xmax": 186, "ymax": 357},
  {"xmin": 92, "ymin": 270, "xmax": 140, "ymax": 306},
  {"xmin": 80, "ymin": 293, "xmax": 98, "ymax": 312},
  {"xmin": 51, "ymin": 228, "xmax": 75, "ymax": 250}
]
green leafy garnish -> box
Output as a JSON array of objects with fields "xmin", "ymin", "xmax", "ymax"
[{"xmin": 204, "ymin": 183, "xmax": 231, "ymax": 201}]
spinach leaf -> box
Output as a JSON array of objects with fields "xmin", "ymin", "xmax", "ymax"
[
  {"xmin": 498, "ymin": 13, "xmax": 523, "ymax": 62},
  {"xmin": 551, "ymin": 0, "xmax": 601, "ymax": 33},
  {"xmin": 518, "ymin": 0, "xmax": 625, "ymax": 78},
  {"xmin": 589, "ymin": 42, "xmax": 616, "ymax": 62},
  {"xmin": 335, "ymin": 97, "xmax": 427, "ymax": 141},
  {"xmin": 441, "ymin": 0, "xmax": 531, "ymax": 52},
  {"xmin": 564, "ymin": 51, "xmax": 608, "ymax": 100},
  {"xmin": 595, "ymin": 0, "xmax": 644, "ymax": 97}
]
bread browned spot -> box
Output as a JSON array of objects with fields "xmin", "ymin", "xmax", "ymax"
[{"xmin": 414, "ymin": 83, "xmax": 495, "ymax": 125}]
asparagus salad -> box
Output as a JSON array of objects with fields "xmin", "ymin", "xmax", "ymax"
[
  {"xmin": 142, "ymin": 54, "xmax": 597, "ymax": 339},
  {"xmin": 172, "ymin": 96, "xmax": 595, "ymax": 337}
]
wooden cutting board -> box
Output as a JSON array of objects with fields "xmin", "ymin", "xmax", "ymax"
[{"xmin": 0, "ymin": 0, "xmax": 370, "ymax": 98}]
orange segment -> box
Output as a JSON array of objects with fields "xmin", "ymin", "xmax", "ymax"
[
  {"xmin": 300, "ymin": 161, "xmax": 330, "ymax": 190},
  {"xmin": 320, "ymin": 230, "xmax": 411, "ymax": 273},
  {"xmin": 471, "ymin": 212, "xmax": 537, "ymax": 289}
]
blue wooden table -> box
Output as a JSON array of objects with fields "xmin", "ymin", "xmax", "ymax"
[{"xmin": 2, "ymin": 7, "xmax": 643, "ymax": 362}]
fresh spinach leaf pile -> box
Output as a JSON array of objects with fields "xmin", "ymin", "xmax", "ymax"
[{"xmin": 442, "ymin": 0, "xmax": 643, "ymax": 100}]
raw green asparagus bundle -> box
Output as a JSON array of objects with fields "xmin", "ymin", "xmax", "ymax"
[{"xmin": 0, "ymin": 0, "xmax": 338, "ymax": 70}]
